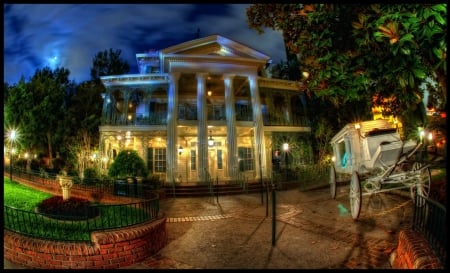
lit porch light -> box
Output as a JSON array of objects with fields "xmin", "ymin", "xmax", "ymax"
[{"xmin": 208, "ymin": 130, "xmax": 214, "ymax": 146}]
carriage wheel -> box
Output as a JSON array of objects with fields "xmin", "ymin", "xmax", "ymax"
[
  {"xmin": 329, "ymin": 165, "xmax": 337, "ymax": 199},
  {"xmin": 349, "ymin": 171, "xmax": 362, "ymax": 220},
  {"xmin": 410, "ymin": 162, "xmax": 431, "ymax": 206}
]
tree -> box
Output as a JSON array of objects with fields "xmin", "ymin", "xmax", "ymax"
[
  {"xmin": 8, "ymin": 67, "xmax": 74, "ymax": 170},
  {"xmin": 247, "ymin": 4, "xmax": 446, "ymax": 139},
  {"xmin": 61, "ymin": 80, "xmax": 103, "ymax": 178},
  {"xmin": 108, "ymin": 150, "xmax": 148, "ymax": 178},
  {"xmin": 31, "ymin": 67, "xmax": 74, "ymax": 169},
  {"xmin": 90, "ymin": 48, "xmax": 130, "ymax": 81},
  {"xmin": 61, "ymin": 48, "xmax": 130, "ymax": 177},
  {"xmin": 5, "ymin": 78, "xmax": 34, "ymax": 171}
]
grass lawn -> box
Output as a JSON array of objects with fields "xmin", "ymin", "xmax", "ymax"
[
  {"xmin": 4, "ymin": 176, "xmax": 155, "ymax": 241},
  {"xmin": 4, "ymin": 177, "xmax": 53, "ymax": 210}
]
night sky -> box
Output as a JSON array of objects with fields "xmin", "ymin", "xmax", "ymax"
[{"xmin": 4, "ymin": 4, "xmax": 287, "ymax": 85}]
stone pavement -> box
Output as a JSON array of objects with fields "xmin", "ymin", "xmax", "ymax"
[
  {"xmin": 4, "ymin": 186, "xmax": 414, "ymax": 269},
  {"xmin": 119, "ymin": 186, "xmax": 413, "ymax": 269}
]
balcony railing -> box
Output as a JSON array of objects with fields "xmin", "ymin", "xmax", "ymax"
[{"xmin": 101, "ymin": 108, "xmax": 311, "ymax": 127}]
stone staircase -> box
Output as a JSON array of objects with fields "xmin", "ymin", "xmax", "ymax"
[{"xmin": 163, "ymin": 182, "xmax": 265, "ymax": 198}]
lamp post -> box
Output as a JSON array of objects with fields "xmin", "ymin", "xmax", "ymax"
[
  {"xmin": 283, "ymin": 142, "xmax": 289, "ymax": 181},
  {"xmin": 7, "ymin": 129, "xmax": 17, "ymax": 182}
]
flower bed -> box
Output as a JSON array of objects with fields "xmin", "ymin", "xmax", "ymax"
[{"xmin": 36, "ymin": 196, "xmax": 99, "ymax": 220}]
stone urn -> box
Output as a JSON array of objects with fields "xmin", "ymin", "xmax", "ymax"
[{"xmin": 57, "ymin": 171, "xmax": 73, "ymax": 200}]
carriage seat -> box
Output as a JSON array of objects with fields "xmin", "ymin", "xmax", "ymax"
[{"xmin": 363, "ymin": 129, "xmax": 403, "ymax": 169}]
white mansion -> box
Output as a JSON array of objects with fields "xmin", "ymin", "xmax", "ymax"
[{"xmin": 99, "ymin": 35, "xmax": 311, "ymax": 184}]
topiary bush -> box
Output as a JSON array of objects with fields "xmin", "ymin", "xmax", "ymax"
[
  {"xmin": 83, "ymin": 167, "xmax": 100, "ymax": 185},
  {"xmin": 108, "ymin": 150, "xmax": 148, "ymax": 178}
]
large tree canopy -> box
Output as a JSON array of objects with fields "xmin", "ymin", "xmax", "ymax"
[
  {"xmin": 5, "ymin": 48, "xmax": 131, "ymax": 174},
  {"xmin": 5, "ymin": 67, "xmax": 75, "ymax": 169},
  {"xmin": 90, "ymin": 48, "xmax": 130, "ymax": 81},
  {"xmin": 247, "ymin": 4, "xmax": 446, "ymax": 132}
]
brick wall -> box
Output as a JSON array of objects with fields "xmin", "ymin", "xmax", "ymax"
[
  {"xmin": 4, "ymin": 172, "xmax": 168, "ymax": 269},
  {"xmin": 390, "ymin": 229, "xmax": 443, "ymax": 269},
  {"xmin": 4, "ymin": 218, "xmax": 168, "ymax": 269}
]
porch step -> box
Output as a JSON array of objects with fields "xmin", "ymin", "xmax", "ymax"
[{"xmin": 163, "ymin": 182, "xmax": 264, "ymax": 198}]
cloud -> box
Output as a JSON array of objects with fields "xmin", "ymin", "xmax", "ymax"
[{"xmin": 4, "ymin": 4, "xmax": 286, "ymax": 85}]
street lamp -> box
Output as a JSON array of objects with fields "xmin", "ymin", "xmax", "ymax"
[
  {"xmin": 7, "ymin": 129, "xmax": 17, "ymax": 182},
  {"xmin": 283, "ymin": 142, "xmax": 289, "ymax": 181}
]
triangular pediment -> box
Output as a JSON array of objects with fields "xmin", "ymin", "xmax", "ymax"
[{"xmin": 161, "ymin": 34, "xmax": 270, "ymax": 62}]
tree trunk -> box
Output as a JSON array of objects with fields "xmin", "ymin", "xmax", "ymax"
[{"xmin": 47, "ymin": 132, "xmax": 53, "ymax": 169}]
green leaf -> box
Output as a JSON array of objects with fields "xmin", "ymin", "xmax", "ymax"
[
  {"xmin": 400, "ymin": 48, "xmax": 411, "ymax": 55},
  {"xmin": 433, "ymin": 13, "xmax": 446, "ymax": 25},
  {"xmin": 408, "ymin": 73, "xmax": 415, "ymax": 87},
  {"xmin": 399, "ymin": 33, "xmax": 414, "ymax": 43},
  {"xmin": 431, "ymin": 4, "xmax": 447, "ymax": 13},
  {"xmin": 412, "ymin": 68, "xmax": 426, "ymax": 79},
  {"xmin": 433, "ymin": 47, "xmax": 443, "ymax": 59},
  {"xmin": 399, "ymin": 77, "xmax": 406, "ymax": 88}
]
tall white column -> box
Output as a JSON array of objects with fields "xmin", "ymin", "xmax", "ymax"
[
  {"xmin": 167, "ymin": 73, "xmax": 180, "ymax": 183},
  {"xmin": 224, "ymin": 74, "xmax": 238, "ymax": 179},
  {"xmin": 249, "ymin": 76, "xmax": 265, "ymax": 179},
  {"xmin": 121, "ymin": 90, "xmax": 130, "ymax": 125},
  {"xmin": 196, "ymin": 73, "xmax": 208, "ymax": 182}
]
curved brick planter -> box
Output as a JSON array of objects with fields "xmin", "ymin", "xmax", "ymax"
[
  {"xmin": 4, "ymin": 217, "xmax": 168, "ymax": 269},
  {"xmin": 390, "ymin": 229, "xmax": 443, "ymax": 269}
]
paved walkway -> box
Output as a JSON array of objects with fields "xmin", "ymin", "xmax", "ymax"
[
  {"xmin": 4, "ymin": 186, "xmax": 414, "ymax": 269},
  {"xmin": 122, "ymin": 186, "xmax": 413, "ymax": 269}
]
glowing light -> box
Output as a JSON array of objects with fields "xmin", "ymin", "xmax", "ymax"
[{"xmin": 208, "ymin": 130, "xmax": 214, "ymax": 146}]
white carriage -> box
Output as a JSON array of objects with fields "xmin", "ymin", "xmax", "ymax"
[{"xmin": 329, "ymin": 119, "xmax": 431, "ymax": 219}]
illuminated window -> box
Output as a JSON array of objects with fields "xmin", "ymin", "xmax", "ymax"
[
  {"xmin": 154, "ymin": 148, "xmax": 166, "ymax": 173},
  {"xmin": 217, "ymin": 150, "xmax": 223, "ymax": 169},
  {"xmin": 190, "ymin": 150, "xmax": 196, "ymax": 170},
  {"xmin": 238, "ymin": 147, "xmax": 254, "ymax": 171}
]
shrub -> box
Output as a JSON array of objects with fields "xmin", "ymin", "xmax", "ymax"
[
  {"xmin": 108, "ymin": 150, "xmax": 148, "ymax": 178},
  {"xmin": 83, "ymin": 167, "xmax": 99, "ymax": 185}
]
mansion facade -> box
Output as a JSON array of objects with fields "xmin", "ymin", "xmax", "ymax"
[{"xmin": 99, "ymin": 35, "xmax": 311, "ymax": 183}]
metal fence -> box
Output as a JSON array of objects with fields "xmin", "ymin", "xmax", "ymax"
[
  {"xmin": 413, "ymin": 193, "xmax": 447, "ymax": 268},
  {"xmin": 9, "ymin": 167, "xmax": 162, "ymax": 199},
  {"xmin": 4, "ymin": 198, "xmax": 160, "ymax": 242}
]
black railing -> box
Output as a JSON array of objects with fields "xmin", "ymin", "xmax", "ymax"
[
  {"xmin": 4, "ymin": 198, "xmax": 159, "ymax": 242},
  {"xmin": 413, "ymin": 193, "xmax": 447, "ymax": 268},
  {"xmin": 8, "ymin": 167, "xmax": 163, "ymax": 199}
]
